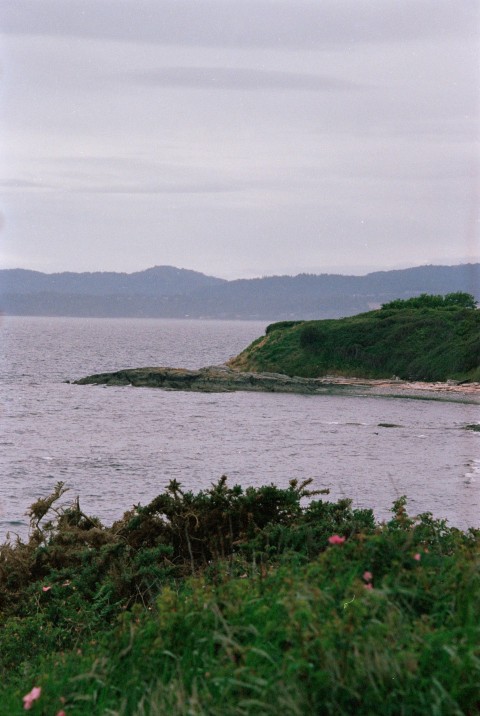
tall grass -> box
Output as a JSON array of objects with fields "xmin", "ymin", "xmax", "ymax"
[{"xmin": 1, "ymin": 480, "xmax": 479, "ymax": 714}]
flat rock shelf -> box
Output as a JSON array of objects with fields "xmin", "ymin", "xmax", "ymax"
[{"xmin": 74, "ymin": 366, "xmax": 480, "ymax": 403}]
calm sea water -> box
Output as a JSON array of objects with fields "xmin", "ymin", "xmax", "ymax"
[{"xmin": 1, "ymin": 316, "xmax": 479, "ymax": 539}]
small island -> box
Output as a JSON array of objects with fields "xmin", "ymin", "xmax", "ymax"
[{"xmin": 75, "ymin": 294, "xmax": 480, "ymax": 402}]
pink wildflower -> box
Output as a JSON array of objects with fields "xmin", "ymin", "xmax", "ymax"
[
  {"xmin": 23, "ymin": 686, "xmax": 41, "ymax": 710},
  {"xmin": 413, "ymin": 553, "xmax": 421, "ymax": 561},
  {"xmin": 56, "ymin": 711, "xmax": 66, "ymax": 716},
  {"xmin": 42, "ymin": 585, "xmax": 51, "ymax": 592},
  {"xmin": 328, "ymin": 535, "xmax": 346, "ymax": 545},
  {"xmin": 362, "ymin": 571, "xmax": 373, "ymax": 582},
  {"xmin": 364, "ymin": 583, "xmax": 373, "ymax": 590}
]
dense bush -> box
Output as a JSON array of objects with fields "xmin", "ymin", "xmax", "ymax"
[
  {"xmin": 265, "ymin": 320, "xmax": 304, "ymax": 335},
  {"xmin": 382, "ymin": 292, "xmax": 477, "ymax": 311},
  {"xmin": 1, "ymin": 480, "xmax": 479, "ymax": 715},
  {"xmin": 230, "ymin": 296, "xmax": 480, "ymax": 381}
]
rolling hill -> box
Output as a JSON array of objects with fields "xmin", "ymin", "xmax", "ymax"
[{"xmin": 1, "ymin": 263, "xmax": 479, "ymax": 320}]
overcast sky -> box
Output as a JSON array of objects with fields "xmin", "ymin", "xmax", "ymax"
[{"xmin": 0, "ymin": 0, "xmax": 478, "ymax": 278}]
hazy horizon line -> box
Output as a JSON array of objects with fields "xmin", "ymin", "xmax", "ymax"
[{"xmin": 1, "ymin": 259, "xmax": 479, "ymax": 281}]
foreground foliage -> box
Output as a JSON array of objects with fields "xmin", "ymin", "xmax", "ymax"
[
  {"xmin": 228, "ymin": 294, "xmax": 480, "ymax": 382},
  {"xmin": 1, "ymin": 479, "xmax": 479, "ymax": 715}
]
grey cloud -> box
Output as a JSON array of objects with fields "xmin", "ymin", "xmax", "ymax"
[
  {"xmin": 124, "ymin": 66, "xmax": 363, "ymax": 92},
  {"xmin": 0, "ymin": 179, "xmax": 47, "ymax": 189},
  {"xmin": 0, "ymin": 0, "xmax": 477, "ymax": 49},
  {"xmin": 1, "ymin": 1, "xmax": 477, "ymax": 276},
  {"xmin": 1, "ymin": 156, "xmax": 249, "ymax": 196},
  {"xmin": 48, "ymin": 157, "xmax": 143, "ymax": 169},
  {"xmin": 0, "ymin": 178, "xmax": 242, "ymax": 195},
  {"xmin": 79, "ymin": 182, "xmax": 246, "ymax": 196}
]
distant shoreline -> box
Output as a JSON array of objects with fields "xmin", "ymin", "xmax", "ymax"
[{"xmin": 2, "ymin": 262, "xmax": 479, "ymax": 321}]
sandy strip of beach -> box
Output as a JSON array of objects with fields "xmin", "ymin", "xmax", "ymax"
[{"xmin": 317, "ymin": 377, "xmax": 480, "ymax": 403}]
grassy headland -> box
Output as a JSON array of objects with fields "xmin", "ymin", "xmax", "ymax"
[
  {"xmin": 228, "ymin": 294, "xmax": 480, "ymax": 383},
  {"xmin": 1, "ymin": 479, "xmax": 479, "ymax": 715}
]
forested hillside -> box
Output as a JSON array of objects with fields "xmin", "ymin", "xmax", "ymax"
[{"xmin": 1, "ymin": 264, "xmax": 479, "ymax": 319}]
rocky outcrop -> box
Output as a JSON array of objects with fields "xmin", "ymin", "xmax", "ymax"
[
  {"xmin": 74, "ymin": 365, "xmax": 480, "ymax": 402},
  {"xmin": 75, "ymin": 365, "xmax": 332, "ymax": 393}
]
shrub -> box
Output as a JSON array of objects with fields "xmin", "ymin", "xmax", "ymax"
[
  {"xmin": 1, "ymin": 482, "xmax": 479, "ymax": 715},
  {"xmin": 266, "ymin": 320, "xmax": 304, "ymax": 335}
]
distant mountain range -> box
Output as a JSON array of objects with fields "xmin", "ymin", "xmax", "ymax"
[{"xmin": 0, "ymin": 264, "xmax": 478, "ymax": 320}]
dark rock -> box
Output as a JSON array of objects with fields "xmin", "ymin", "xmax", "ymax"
[
  {"xmin": 73, "ymin": 366, "xmax": 480, "ymax": 403},
  {"xmin": 74, "ymin": 365, "xmax": 341, "ymax": 394}
]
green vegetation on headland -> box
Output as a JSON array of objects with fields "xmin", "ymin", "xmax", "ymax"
[
  {"xmin": 228, "ymin": 293, "xmax": 480, "ymax": 383},
  {"xmin": 1, "ymin": 479, "xmax": 479, "ymax": 715}
]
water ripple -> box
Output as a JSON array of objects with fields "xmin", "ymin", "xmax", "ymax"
[{"xmin": 1, "ymin": 316, "xmax": 479, "ymax": 539}]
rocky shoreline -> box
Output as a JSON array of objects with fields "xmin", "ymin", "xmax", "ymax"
[{"xmin": 74, "ymin": 365, "xmax": 480, "ymax": 403}]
